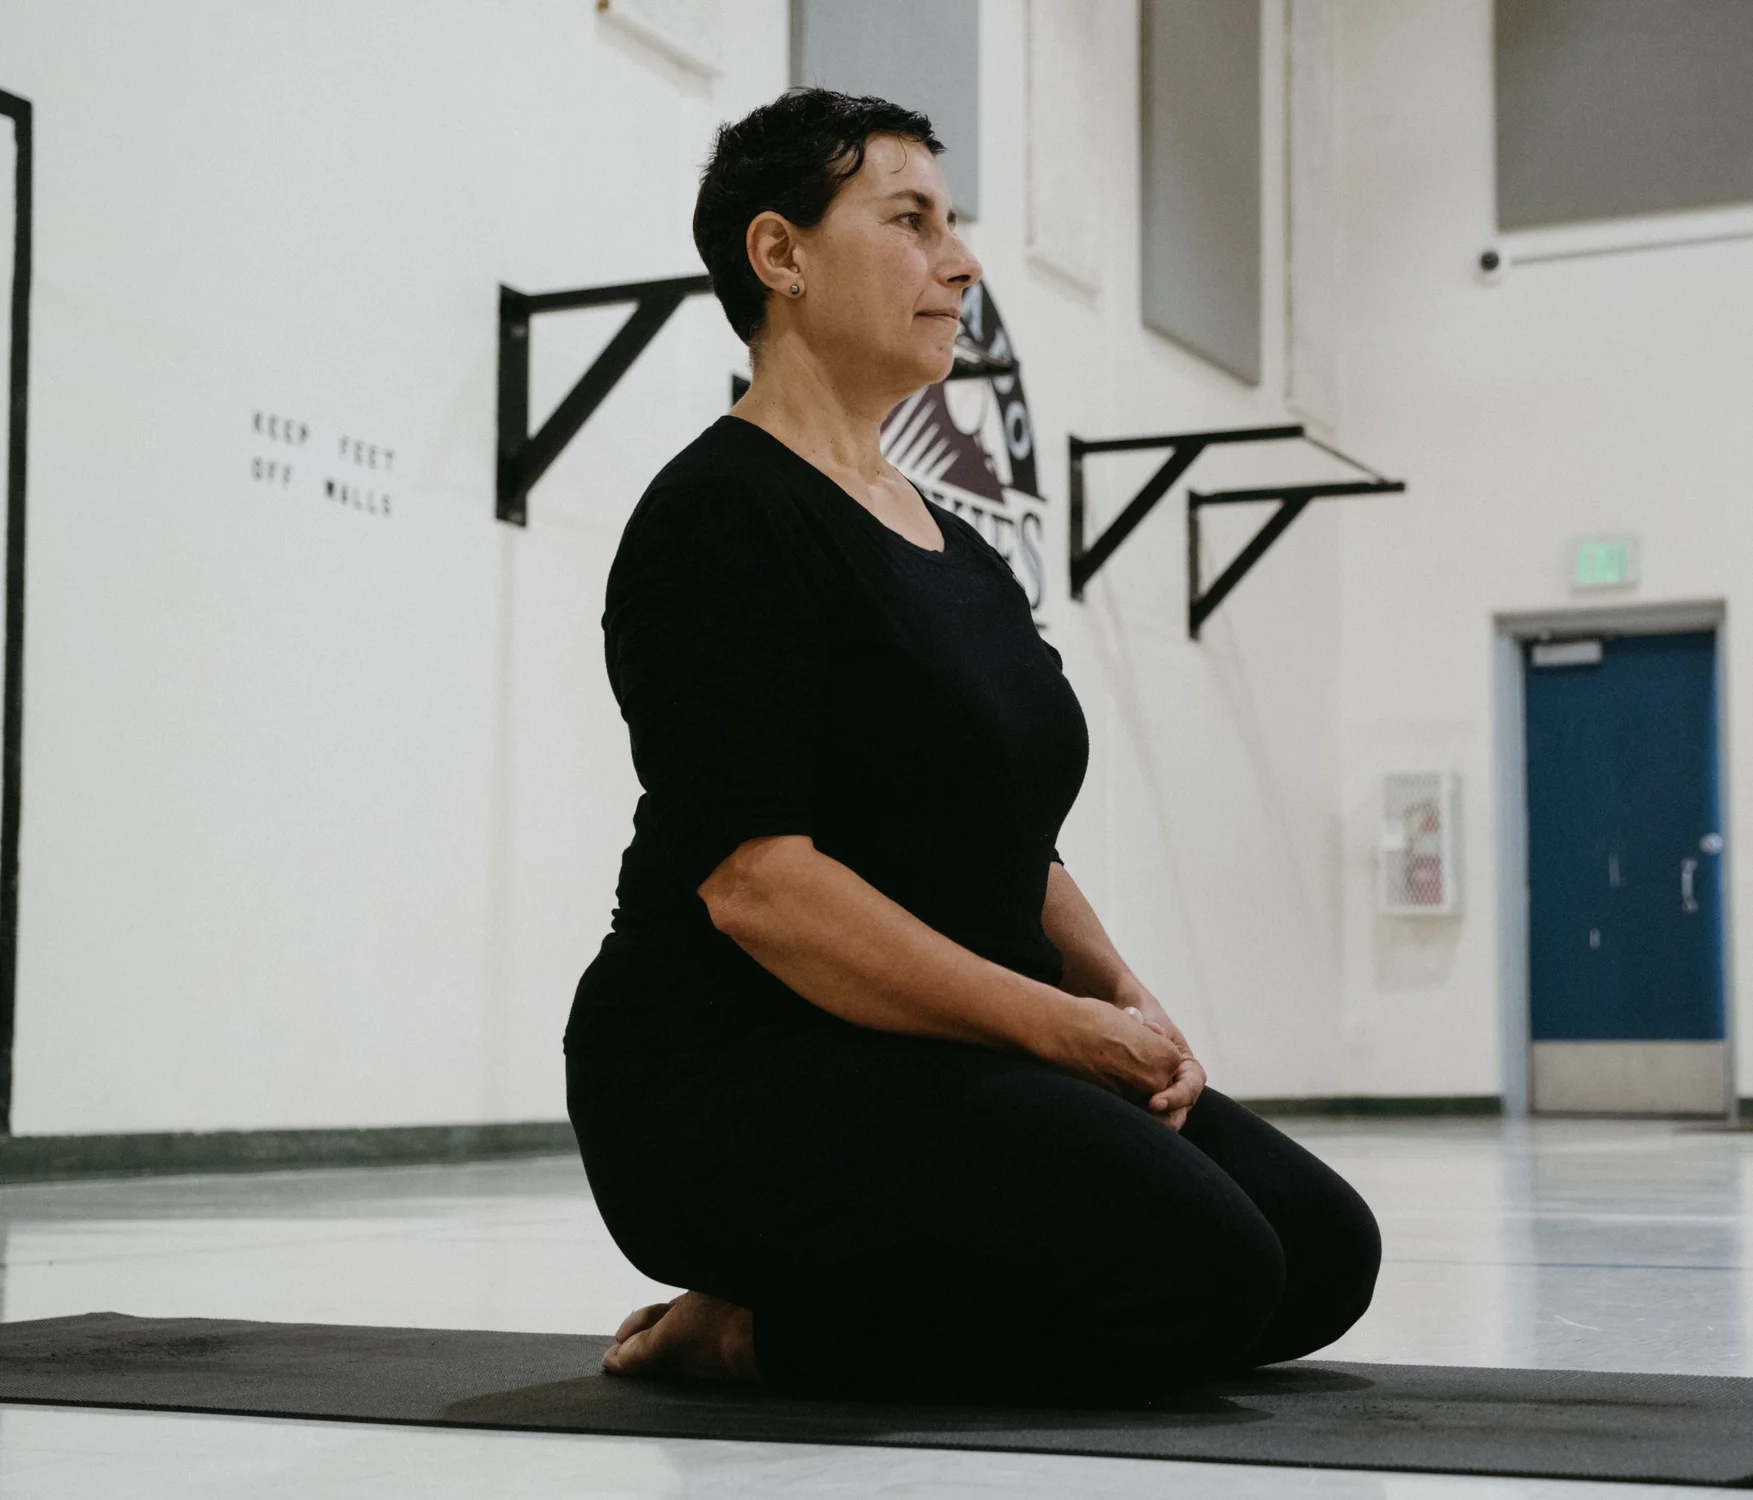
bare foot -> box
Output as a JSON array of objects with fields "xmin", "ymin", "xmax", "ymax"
[{"xmin": 601, "ymin": 1291, "xmax": 760, "ymax": 1384}]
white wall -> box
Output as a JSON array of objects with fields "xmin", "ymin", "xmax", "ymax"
[
  {"xmin": 3, "ymin": 0, "xmax": 786, "ymax": 1133},
  {"xmin": 1332, "ymin": 0, "xmax": 1753, "ymax": 1100},
  {"xmin": 0, "ymin": 0, "xmax": 1368, "ymax": 1135},
  {"xmin": 984, "ymin": 0, "xmax": 1349, "ymax": 1100},
  {"xmin": 981, "ymin": 0, "xmax": 1346, "ymax": 1100}
]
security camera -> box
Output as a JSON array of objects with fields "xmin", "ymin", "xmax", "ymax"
[{"xmin": 1473, "ymin": 245, "xmax": 1509, "ymax": 286}]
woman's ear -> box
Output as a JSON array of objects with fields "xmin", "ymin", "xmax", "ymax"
[{"xmin": 745, "ymin": 210, "xmax": 804, "ymax": 297}]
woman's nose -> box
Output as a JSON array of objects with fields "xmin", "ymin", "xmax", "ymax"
[{"xmin": 946, "ymin": 239, "xmax": 982, "ymax": 287}]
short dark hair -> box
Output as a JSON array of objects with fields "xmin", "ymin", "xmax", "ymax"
[{"xmin": 693, "ymin": 87, "xmax": 944, "ymax": 345}]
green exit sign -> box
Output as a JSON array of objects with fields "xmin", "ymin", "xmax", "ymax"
[{"xmin": 1572, "ymin": 536, "xmax": 1640, "ymax": 590}]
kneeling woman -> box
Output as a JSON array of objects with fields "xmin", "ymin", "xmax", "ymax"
[{"xmin": 565, "ymin": 87, "xmax": 1380, "ymax": 1406}]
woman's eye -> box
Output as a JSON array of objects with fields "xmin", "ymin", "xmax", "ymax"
[{"xmin": 900, "ymin": 212, "xmax": 923, "ymax": 229}]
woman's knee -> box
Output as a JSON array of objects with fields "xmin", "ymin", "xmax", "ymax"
[
  {"xmin": 1189, "ymin": 1206, "xmax": 1288, "ymax": 1362},
  {"xmin": 1179, "ymin": 1091, "xmax": 1383, "ymax": 1350},
  {"xmin": 1317, "ymin": 1179, "xmax": 1384, "ymax": 1333},
  {"xmin": 1298, "ymin": 1152, "xmax": 1381, "ymax": 1314},
  {"xmin": 1111, "ymin": 1193, "xmax": 1288, "ymax": 1390},
  {"xmin": 1253, "ymin": 1171, "xmax": 1383, "ymax": 1364}
]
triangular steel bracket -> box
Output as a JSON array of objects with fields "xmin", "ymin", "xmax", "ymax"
[
  {"xmin": 497, "ymin": 274, "xmax": 711, "ymax": 526},
  {"xmin": 497, "ymin": 275, "xmax": 1030, "ymax": 526},
  {"xmin": 1067, "ymin": 424, "xmax": 1404, "ymax": 638}
]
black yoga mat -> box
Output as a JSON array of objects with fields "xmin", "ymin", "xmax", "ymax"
[{"xmin": 1, "ymin": 1313, "xmax": 1750, "ymax": 1488}]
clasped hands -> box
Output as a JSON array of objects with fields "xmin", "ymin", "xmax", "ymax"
[{"xmin": 1108, "ymin": 978, "xmax": 1206, "ymax": 1132}]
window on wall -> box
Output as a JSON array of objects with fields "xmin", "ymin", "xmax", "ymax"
[
  {"xmin": 1139, "ymin": 0, "xmax": 1262, "ymax": 386},
  {"xmin": 790, "ymin": 0, "xmax": 981, "ymax": 219},
  {"xmin": 1496, "ymin": 0, "xmax": 1753, "ymax": 230},
  {"xmin": 1026, "ymin": 0, "xmax": 1104, "ymax": 293}
]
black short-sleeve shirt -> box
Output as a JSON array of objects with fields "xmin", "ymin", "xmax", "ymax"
[{"xmin": 575, "ymin": 414, "xmax": 1089, "ymax": 1043}]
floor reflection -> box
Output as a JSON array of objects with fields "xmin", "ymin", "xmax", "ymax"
[{"xmin": 0, "ymin": 1117, "xmax": 1743, "ymax": 1497}]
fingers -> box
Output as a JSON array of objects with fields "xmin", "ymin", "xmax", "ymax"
[
  {"xmin": 1104, "ymin": 1006, "xmax": 1180, "ymax": 1097},
  {"xmin": 1121, "ymin": 1001, "xmax": 1204, "ymax": 1120},
  {"xmin": 1148, "ymin": 1058, "xmax": 1207, "ymax": 1115},
  {"xmin": 1148, "ymin": 1074, "xmax": 1199, "ymax": 1112},
  {"xmin": 1069, "ymin": 997, "xmax": 1182, "ymax": 1100},
  {"xmin": 1122, "ymin": 1004, "xmax": 1174, "ymax": 1080},
  {"xmin": 1144, "ymin": 1099, "xmax": 1193, "ymax": 1131}
]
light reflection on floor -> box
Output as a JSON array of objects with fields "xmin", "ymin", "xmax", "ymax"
[{"xmin": 0, "ymin": 1115, "xmax": 1745, "ymax": 1498}]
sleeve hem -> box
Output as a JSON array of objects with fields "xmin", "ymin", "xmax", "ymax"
[{"xmin": 683, "ymin": 812, "xmax": 816, "ymax": 894}]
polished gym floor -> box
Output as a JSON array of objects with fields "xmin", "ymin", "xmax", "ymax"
[{"xmin": 0, "ymin": 1114, "xmax": 1745, "ymax": 1497}]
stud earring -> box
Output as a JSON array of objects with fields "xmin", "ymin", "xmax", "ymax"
[{"xmin": 789, "ymin": 283, "xmax": 802, "ymax": 296}]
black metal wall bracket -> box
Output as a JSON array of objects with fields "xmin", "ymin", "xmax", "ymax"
[
  {"xmin": 1067, "ymin": 424, "xmax": 1404, "ymax": 638},
  {"xmin": 497, "ymin": 273, "xmax": 712, "ymax": 525},
  {"xmin": 497, "ymin": 274, "xmax": 1027, "ymax": 525}
]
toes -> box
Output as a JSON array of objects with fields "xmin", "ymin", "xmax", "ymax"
[
  {"xmin": 605, "ymin": 1300, "xmax": 675, "ymax": 1375},
  {"xmin": 615, "ymin": 1300, "xmax": 673, "ymax": 1342},
  {"xmin": 614, "ymin": 1328, "xmax": 655, "ymax": 1374}
]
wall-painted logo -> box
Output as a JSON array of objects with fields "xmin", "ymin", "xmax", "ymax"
[{"xmin": 879, "ymin": 284, "xmax": 1046, "ymax": 619}]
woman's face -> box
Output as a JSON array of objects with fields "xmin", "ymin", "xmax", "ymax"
[{"xmin": 784, "ymin": 134, "xmax": 982, "ymax": 395}]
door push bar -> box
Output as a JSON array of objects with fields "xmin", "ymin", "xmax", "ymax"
[{"xmin": 1067, "ymin": 425, "xmax": 1405, "ymax": 639}]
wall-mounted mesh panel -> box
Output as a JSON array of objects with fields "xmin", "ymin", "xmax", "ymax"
[{"xmin": 1380, "ymin": 772, "xmax": 1462, "ymax": 916}]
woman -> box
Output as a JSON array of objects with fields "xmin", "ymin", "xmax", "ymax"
[{"xmin": 565, "ymin": 87, "xmax": 1380, "ymax": 1407}]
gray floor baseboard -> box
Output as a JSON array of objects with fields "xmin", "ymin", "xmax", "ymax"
[
  {"xmin": 0, "ymin": 1122, "xmax": 578, "ymax": 1184},
  {"xmin": 11, "ymin": 1094, "xmax": 1735, "ymax": 1184},
  {"xmin": 1240, "ymin": 1095, "xmax": 1504, "ymax": 1118}
]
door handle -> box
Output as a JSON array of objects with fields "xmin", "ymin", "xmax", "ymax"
[{"xmin": 1681, "ymin": 857, "xmax": 1699, "ymax": 913}]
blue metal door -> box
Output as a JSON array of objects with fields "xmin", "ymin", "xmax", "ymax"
[{"xmin": 1525, "ymin": 632, "xmax": 1724, "ymax": 1043}]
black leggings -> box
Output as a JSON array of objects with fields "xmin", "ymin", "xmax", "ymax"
[{"xmin": 567, "ymin": 1009, "xmax": 1381, "ymax": 1407}]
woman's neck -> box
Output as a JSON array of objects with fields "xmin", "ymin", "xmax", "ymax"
[{"xmin": 731, "ymin": 331, "xmax": 902, "ymax": 488}]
